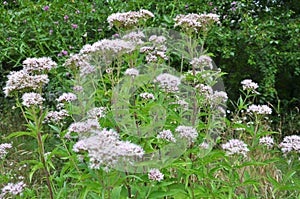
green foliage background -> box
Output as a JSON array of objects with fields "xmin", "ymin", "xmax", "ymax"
[{"xmin": 1, "ymin": 0, "xmax": 299, "ymax": 133}]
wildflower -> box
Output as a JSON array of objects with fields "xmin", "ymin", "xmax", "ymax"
[
  {"xmin": 259, "ymin": 136, "xmax": 274, "ymax": 148},
  {"xmin": 56, "ymin": 92, "xmax": 77, "ymax": 103},
  {"xmin": 241, "ymin": 79, "xmax": 259, "ymax": 92},
  {"xmin": 23, "ymin": 57, "xmax": 57, "ymax": 73},
  {"xmin": 221, "ymin": 139, "xmax": 249, "ymax": 157},
  {"xmin": 63, "ymin": 53, "xmax": 95, "ymax": 77},
  {"xmin": 76, "ymin": 10, "xmax": 80, "ymax": 14},
  {"xmin": 72, "ymin": 140, "xmax": 87, "ymax": 152},
  {"xmin": 211, "ymin": 91, "xmax": 228, "ymax": 103},
  {"xmin": 0, "ymin": 181, "xmax": 26, "ymax": 197},
  {"xmin": 279, "ymin": 135, "xmax": 300, "ymax": 155},
  {"xmin": 49, "ymin": 29, "xmax": 53, "ymax": 35},
  {"xmin": 4, "ymin": 70, "xmax": 49, "ymax": 97},
  {"xmin": 154, "ymin": 73, "xmax": 181, "ymax": 92},
  {"xmin": 157, "ymin": 130, "xmax": 176, "ymax": 143},
  {"xmin": 44, "ymin": 110, "xmax": 69, "ymax": 123},
  {"xmin": 149, "ymin": 35, "xmax": 167, "ymax": 44},
  {"xmin": 174, "ymin": 13, "xmax": 219, "ymax": 33},
  {"xmin": 43, "ymin": 6, "xmax": 49, "ymax": 11},
  {"xmin": 62, "ymin": 50, "xmax": 68, "ymax": 56},
  {"xmin": 107, "ymin": 9, "xmax": 154, "ymax": 29},
  {"xmin": 71, "ymin": 24, "xmax": 78, "ymax": 29},
  {"xmin": 122, "ymin": 31, "xmax": 145, "ymax": 45},
  {"xmin": 21, "ymin": 92, "xmax": 44, "ymax": 108},
  {"xmin": 64, "ymin": 15, "xmax": 69, "ymax": 21},
  {"xmin": 124, "ymin": 68, "xmax": 139, "ymax": 77},
  {"xmin": 3, "ymin": 1, "xmax": 7, "ymax": 5},
  {"xmin": 90, "ymin": 39, "xmax": 135, "ymax": 55},
  {"xmin": 87, "ymin": 107, "xmax": 106, "ymax": 119},
  {"xmin": 68, "ymin": 119, "xmax": 100, "ymax": 134},
  {"xmin": 175, "ymin": 125, "xmax": 198, "ymax": 143},
  {"xmin": 148, "ymin": 168, "xmax": 164, "ymax": 181},
  {"xmin": 139, "ymin": 92, "xmax": 155, "ymax": 100},
  {"xmin": 0, "ymin": 143, "xmax": 12, "ymax": 159},
  {"xmin": 190, "ymin": 55, "xmax": 213, "ymax": 70},
  {"xmin": 73, "ymin": 128, "xmax": 144, "ymax": 169},
  {"xmin": 73, "ymin": 85, "xmax": 83, "ymax": 92},
  {"xmin": 247, "ymin": 104, "xmax": 272, "ymax": 115}
]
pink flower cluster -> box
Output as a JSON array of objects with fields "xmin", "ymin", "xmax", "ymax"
[
  {"xmin": 157, "ymin": 130, "xmax": 176, "ymax": 143},
  {"xmin": 279, "ymin": 135, "xmax": 300, "ymax": 155},
  {"xmin": 0, "ymin": 181, "xmax": 26, "ymax": 197},
  {"xmin": 148, "ymin": 168, "xmax": 164, "ymax": 181},
  {"xmin": 22, "ymin": 57, "xmax": 57, "ymax": 73},
  {"xmin": 4, "ymin": 70, "xmax": 49, "ymax": 97},
  {"xmin": 175, "ymin": 125, "xmax": 198, "ymax": 144},
  {"xmin": 190, "ymin": 55, "xmax": 213, "ymax": 70},
  {"xmin": 21, "ymin": 92, "xmax": 44, "ymax": 108},
  {"xmin": 247, "ymin": 104, "xmax": 272, "ymax": 115},
  {"xmin": 154, "ymin": 73, "xmax": 181, "ymax": 92},
  {"xmin": 0, "ymin": 143, "xmax": 12, "ymax": 159},
  {"xmin": 221, "ymin": 139, "xmax": 249, "ymax": 157},
  {"xmin": 107, "ymin": 9, "xmax": 154, "ymax": 29},
  {"xmin": 73, "ymin": 128, "xmax": 144, "ymax": 169},
  {"xmin": 174, "ymin": 13, "xmax": 220, "ymax": 33}
]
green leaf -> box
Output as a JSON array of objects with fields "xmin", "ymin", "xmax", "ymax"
[{"xmin": 5, "ymin": 131, "xmax": 36, "ymax": 139}]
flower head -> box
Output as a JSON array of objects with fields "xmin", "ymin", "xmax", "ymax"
[
  {"xmin": 190, "ymin": 55, "xmax": 213, "ymax": 70},
  {"xmin": 221, "ymin": 139, "xmax": 249, "ymax": 157},
  {"xmin": 247, "ymin": 104, "xmax": 272, "ymax": 115},
  {"xmin": 154, "ymin": 73, "xmax": 181, "ymax": 92},
  {"xmin": 43, "ymin": 6, "xmax": 49, "ymax": 11},
  {"xmin": 107, "ymin": 9, "xmax": 154, "ymax": 29},
  {"xmin": 22, "ymin": 92, "xmax": 44, "ymax": 108},
  {"xmin": 124, "ymin": 68, "xmax": 139, "ymax": 77},
  {"xmin": 4, "ymin": 70, "xmax": 49, "ymax": 97},
  {"xmin": 241, "ymin": 79, "xmax": 259, "ymax": 92},
  {"xmin": 148, "ymin": 168, "xmax": 164, "ymax": 181},
  {"xmin": 23, "ymin": 57, "xmax": 57, "ymax": 73},
  {"xmin": 259, "ymin": 136, "xmax": 274, "ymax": 149},
  {"xmin": 157, "ymin": 130, "xmax": 176, "ymax": 143},
  {"xmin": 175, "ymin": 126, "xmax": 198, "ymax": 143},
  {"xmin": 56, "ymin": 92, "xmax": 77, "ymax": 103},
  {"xmin": 279, "ymin": 135, "xmax": 300, "ymax": 155}
]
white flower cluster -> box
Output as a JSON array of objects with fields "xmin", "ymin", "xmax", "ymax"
[
  {"xmin": 247, "ymin": 104, "xmax": 272, "ymax": 115},
  {"xmin": 73, "ymin": 128, "xmax": 144, "ymax": 169},
  {"xmin": 23, "ymin": 57, "xmax": 57, "ymax": 73},
  {"xmin": 80, "ymin": 39, "xmax": 136, "ymax": 63},
  {"xmin": 279, "ymin": 135, "xmax": 300, "ymax": 155},
  {"xmin": 174, "ymin": 13, "xmax": 220, "ymax": 33},
  {"xmin": 196, "ymin": 84, "xmax": 213, "ymax": 100},
  {"xmin": 154, "ymin": 73, "xmax": 181, "ymax": 92},
  {"xmin": 67, "ymin": 119, "xmax": 100, "ymax": 135},
  {"xmin": 124, "ymin": 68, "xmax": 139, "ymax": 77},
  {"xmin": 44, "ymin": 110, "xmax": 69, "ymax": 123},
  {"xmin": 211, "ymin": 91, "xmax": 228, "ymax": 104},
  {"xmin": 259, "ymin": 136, "xmax": 274, "ymax": 148},
  {"xmin": 21, "ymin": 92, "xmax": 44, "ymax": 108},
  {"xmin": 241, "ymin": 79, "xmax": 259, "ymax": 91},
  {"xmin": 175, "ymin": 125, "xmax": 198, "ymax": 144},
  {"xmin": 0, "ymin": 143, "xmax": 12, "ymax": 159},
  {"xmin": 107, "ymin": 9, "xmax": 154, "ymax": 29},
  {"xmin": 157, "ymin": 130, "xmax": 176, "ymax": 143},
  {"xmin": 87, "ymin": 107, "xmax": 106, "ymax": 119},
  {"xmin": 221, "ymin": 139, "xmax": 249, "ymax": 157},
  {"xmin": 139, "ymin": 92, "xmax": 155, "ymax": 100},
  {"xmin": 0, "ymin": 181, "xmax": 26, "ymax": 197},
  {"xmin": 140, "ymin": 35, "xmax": 168, "ymax": 63},
  {"xmin": 3, "ymin": 70, "xmax": 49, "ymax": 97},
  {"xmin": 63, "ymin": 53, "xmax": 95, "ymax": 77},
  {"xmin": 122, "ymin": 31, "xmax": 145, "ymax": 45},
  {"xmin": 190, "ymin": 55, "xmax": 213, "ymax": 70},
  {"xmin": 56, "ymin": 92, "xmax": 77, "ymax": 103},
  {"xmin": 148, "ymin": 168, "xmax": 164, "ymax": 181}
]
